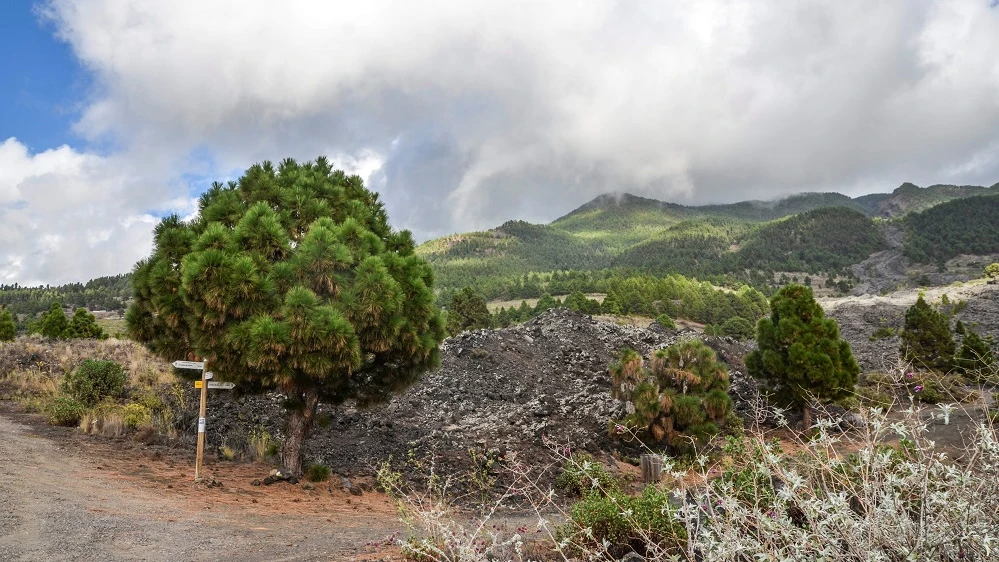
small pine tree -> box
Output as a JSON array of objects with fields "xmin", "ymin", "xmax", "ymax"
[
  {"xmin": 655, "ymin": 314, "xmax": 677, "ymax": 330},
  {"xmin": 746, "ymin": 284, "xmax": 859, "ymax": 427},
  {"xmin": 899, "ymin": 294, "xmax": 955, "ymax": 372},
  {"xmin": 0, "ymin": 306, "xmax": 16, "ymax": 342},
  {"xmin": 65, "ymin": 308, "xmax": 106, "ymax": 339},
  {"xmin": 610, "ymin": 340, "xmax": 732, "ymax": 451},
  {"xmin": 564, "ymin": 291, "xmax": 601, "ymax": 315},
  {"xmin": 720, "ymin": 316, "xmax": 755, "ymax": 340},
  {"xmin": 39, "ymin": 301, "xmax": 69, "ymax": 339},
  {"xmin": 601, "ymin": 291, "xmax": 622, "ymax": 315},
  {"xmin": 516, "ymin": 300, "xmax": 532, "ymax": 321},
  {"xmin": 495, "ymin": 307, "xmax": 511, "ymax": 328},
  {"xmin": 955, "ymin": 329, "xmax": 995, "ymax": 379},
  {"xmin": 445, "ymin": 287, "xmax": 491, "ymax": 335},
  {"xmin": 534, "ymin": 293, "xmax": 558, "ymax": 314}
]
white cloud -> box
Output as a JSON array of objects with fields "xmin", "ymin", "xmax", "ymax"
[
  {"xmin": 8, "ymin": 0, "xmax": 999, "ymax": 283},
  {"xmin": 0, "ymin": 138, "xmax": 187, "ymax": 285}
]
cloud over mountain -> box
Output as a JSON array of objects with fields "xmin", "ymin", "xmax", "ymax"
[{"xmin": 3, "ymin": 0, "xmax": 998, "ymax": 284}]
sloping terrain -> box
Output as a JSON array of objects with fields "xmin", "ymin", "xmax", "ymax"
[
  {"xmin": 821, "ymin": 281, "xmax": 999, "ymax": 372},
  {"xmin": 204, "ymin": 309, "xmax": 757, "ymax": 481},
  {"xmin": 417, "ymin": 182, "xmax": 996, "ymax": 297},
  {"xmin": 855, "ymin": 182, "xmax": 996, "ymax": 218},
  {"xmin": 198, "ymin": 282, "xmax": 999, "ymax": 483}
]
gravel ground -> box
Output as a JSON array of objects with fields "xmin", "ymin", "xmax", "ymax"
[{"xmin": 0, "ymin": 405, "xmax": 404, "ymax": 562}]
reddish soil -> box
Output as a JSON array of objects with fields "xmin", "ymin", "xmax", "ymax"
[{"xmin": 0, "ymin": 403, "xmax": 405, "ymax": 561}]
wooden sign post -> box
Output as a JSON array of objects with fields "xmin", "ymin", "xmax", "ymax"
[
  {"xmin": 172, "ymin": 360, "xmax": 236, "ymax": 481},
  {"xmin": 172, "ymin": 360, "xmax": 209, "ymax": 481},
  {"xmin": 195, "ymin": 360, "xmax": 209, "ymax": 481}
]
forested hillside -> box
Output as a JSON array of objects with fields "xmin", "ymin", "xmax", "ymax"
[
  {"xmin": 0, "ymin": 275, "xmax": 132, "ymax": 329},
  {"xmin": 3, "ymin": 181, "xmax": 994, "ymax": 335},
  {"xmin": 730, "ymin": 207, "xmax": 887, "ymax": 273},
  {"xmin": 903, "ymin": 194, "xmax": 999, "ymax": 264},
  {"xmin": 419, "ymin": 181, "xmax": 997, "ymax": 327}
]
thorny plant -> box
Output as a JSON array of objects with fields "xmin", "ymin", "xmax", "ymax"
[{"xmin": 384, "ymin": 385, "xmax": 999, "ymax": 561}]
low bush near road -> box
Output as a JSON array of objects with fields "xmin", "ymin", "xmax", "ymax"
[{"xmin": 63, "ymin": 359, "xmax": 127, "ymax": 406}]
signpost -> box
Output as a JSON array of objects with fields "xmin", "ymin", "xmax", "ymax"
[
  {"xmin": 174, "ymin": 359, "xmax": 236, "ymax": 480},
  {"xmin": 173, "ymin": 359, "xmax": 209, "ymax": 480},
  {"xmin": 172, "ymin": 360, "xmax": 205, "ymax": 370},
  {"xmin": 194, "ymin": 381, "xmax": 235, "ymax": 390}
]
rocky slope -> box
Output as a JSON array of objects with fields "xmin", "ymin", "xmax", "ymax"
[
  {"xmin": 200, "ymin": 283, "xmax": 998, "ymax": 482},
  {"xmin": 821, "ymin": 281, "xmax": 999, "ymax": 372},
  {"xmin": 203, "ymin": 309, "xmax": 756, "ymax": 479}
]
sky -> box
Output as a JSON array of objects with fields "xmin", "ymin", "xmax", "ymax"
[{"xmin": 2, "ymin": 1, "xmax": 999, "ymax": 286}]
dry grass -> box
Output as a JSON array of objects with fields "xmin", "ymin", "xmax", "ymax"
[
  {"xmin": 0, "ymin": 336, "xmax": 173, "ymax": 389},
  {"xmin": 486, "ymin": 293, "xmax": 606, "ymax": 313},
  {"xmin": 1, "ymin": 336, "xmax": 182, "ymax": 442}
]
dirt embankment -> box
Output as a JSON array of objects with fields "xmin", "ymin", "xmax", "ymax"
[{"xmin": 0, "ymin": 404, "xmax": 403, "ymax": 562}]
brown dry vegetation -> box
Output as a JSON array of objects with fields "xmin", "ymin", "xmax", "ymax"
[{"xmin": 0, "ymin": 336, "xmax": 182, "ymax": 440}]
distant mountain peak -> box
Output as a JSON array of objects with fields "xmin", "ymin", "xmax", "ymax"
[{"xmin": 893, "ymin": 182, "xmax": 922, "ymax": 194}]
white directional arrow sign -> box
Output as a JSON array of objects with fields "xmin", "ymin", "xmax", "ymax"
[
  {"xmin": 194, "ymin": 381, "xmax": 235, "ymax": 390},
  {"xmin": 172, "ymin": 360, "xmax": 205, "ymax": 370}
]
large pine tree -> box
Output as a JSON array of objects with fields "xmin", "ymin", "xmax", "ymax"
[
  {"xmin": 899, "ymin": 294, "xmax": 955, "ymax": 372},
  {"xmin": 746, "ymin": 284, "xmax": 859, "ymax": 428},
  {"xmin": 127, "ymin": 157, "xmax": 446, "ymax": 475}
]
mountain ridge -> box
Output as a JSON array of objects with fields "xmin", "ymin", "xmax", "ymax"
[{"xmin": 557, "ymin": 181, "xmax": 995, "ymax": 225}]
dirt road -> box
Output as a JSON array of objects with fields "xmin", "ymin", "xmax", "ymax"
[{"xmin": 0, "ymin": 406, "xmax": 404, "ymax": 561}]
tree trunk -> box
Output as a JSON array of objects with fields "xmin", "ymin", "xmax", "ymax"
[
  {"xmin": 641, "ymin": 454, "xmax": 663, "ymax": 485},
  {"xmin": 281, "ymin": 387, "xmax": 319, "ymax": 476},
  {"xmin": 802, "ymin": 402, "xmax": 812, "ymax": 430}
]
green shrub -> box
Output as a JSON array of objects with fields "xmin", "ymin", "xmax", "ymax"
[
  {"xmin": 49, "ymin": 396, "xmax": 87, "ymax": 426},
  {"xmin": 62, "ymin": 359, "xmax": 127, "ymax": 406},
  {"xmin": 610, "ymin": 340, "xmax": 731, "ymax": 449},
  {"xmin": 854, "ymin": 386, "xmax": 893, "ymax": 409},
  {"xmin": 720, "ymin": 316, "xmax": 755, "ymax": 340},
  {"xmin": 122, "ymin": 403, "xmax": 152, "ymax": 429},
  {"xmin": 554, "ymin": 452, "xmax": 618, "ymax": 497},
  {"xmin": 305, "ymin": 463, "xmax": 332, "ymax": 482},
  {"xmin": 869, "ymin": 326, "xmax": 897, "ymax": 341},
  {"xmin": 655, "ymin": 314, "xmax": 677, "ymax": 330},
  {"xmin": 911, "ymin": 372, "xmax": 973, "ymax": 404},
  {"xmin": 559, "ymin": 486, "xmax": 687, "ymax": 554}
]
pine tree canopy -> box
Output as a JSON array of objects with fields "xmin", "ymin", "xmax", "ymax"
[
  {"xmin": 746, "ymin": 284, "xmax": 859, "ymax": 419},
  {"xmin": 955, "ymin": 328, "xmax": 995, "ymax": 379},
  {"xmin": 899, "ymin": 294, "xmax": 955, "ymax": 372},
  {"xmin": 39, "ymin": 301, "xmax": 69, "ymax": 339},
  {"xmin": 445, "ymin": 287, "xmax": 491, "ymax": 335},
  {"xmin": 126, "ymin": 157, "xmax": 446, "ymax": 474},
  {"xmin": 65, "ymin": 308, "xmax": 106, "ymax": 339}
]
